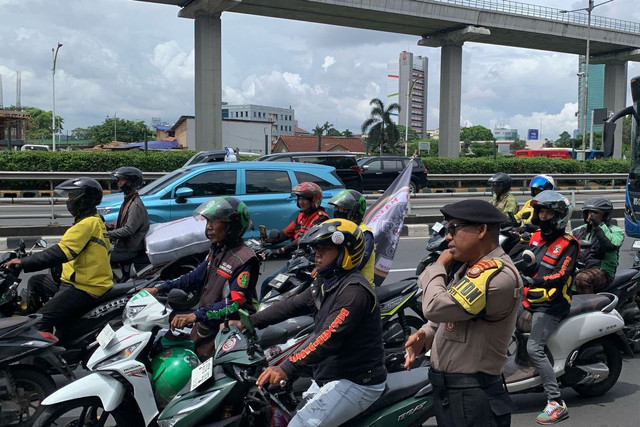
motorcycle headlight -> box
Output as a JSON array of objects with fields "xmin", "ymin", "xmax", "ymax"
[
  {"xmin": 95, "ymin": 342, "xmax": 141, "ymax": 369},
  {"xmin": 123, "ymin": 305, "xmax": 146, "ymax": 324},
  {"xmin": 157, "ymin": 390, "xmax": 221, "ymax": 427}
]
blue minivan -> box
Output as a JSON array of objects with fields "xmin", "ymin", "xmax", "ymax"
[{"xmin": 98, "ymin": 162, "xmax": 344, "ymax": 234}]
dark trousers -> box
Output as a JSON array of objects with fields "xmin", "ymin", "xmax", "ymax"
[
  {"xmin": 259, "ymin": 264, "xmax": 287, "ymax": 301},
  {"xmin": 36, "ymin": 283, "xmax": 97, "ymax": 333},
  {"xmin": 429, "ymin": 370, "xmax": 513, "ymax": 427},
  {"xmin": 27, "ymin": 273, "xmax": 60, "ymax": 312}
]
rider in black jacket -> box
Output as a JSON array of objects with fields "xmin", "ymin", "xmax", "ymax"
[{"xmin": 246, "ymin": 219, "xmax": 387, "ymax": 426}]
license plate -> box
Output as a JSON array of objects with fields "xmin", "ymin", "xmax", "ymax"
[
  {"xmin": 269, "ymin": 273, "xmax": 290, "ymax": 290},
  {"xmin": 633, "ymin": 240, "xmax": 640, "ymax": 249},
  {"xmin": 96, "ymin": 323, "xmax": 116, "ymax": 348},
  {"xmin": 190, "ymin": 357, "xmax": 213, "ymax": 391}
]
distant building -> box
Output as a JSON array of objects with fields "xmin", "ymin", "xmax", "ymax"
[
  {"xmin": 272, "ymin": 135, "xmax": 365, "ymax": 153},
  {"xmin": 493, "ymin": 126, "xmax": 519, "ymax": 141},
  {"xmin": 0, "ymin": 109, "xmax": 31, "ymax": 149},
  {"xmin": 222, "ymin": 104, "xmax": 296, "ymax": 139},
  {"xmin": 388, "ymin": 51, "xmax": 429, "ymax": 138},
  {"xmin": 577, "ymin": 58, "xmax": 605, "ymax": 137}
]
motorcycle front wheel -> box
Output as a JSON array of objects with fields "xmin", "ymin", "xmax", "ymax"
[{"xmin": 32, "ymin": 397, "xmax": 142, "ymax": 427}]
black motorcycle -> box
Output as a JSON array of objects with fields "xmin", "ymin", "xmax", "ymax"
[{"xmin": 0, "ymin": 314, "xmax": 73, "ymax": 426}]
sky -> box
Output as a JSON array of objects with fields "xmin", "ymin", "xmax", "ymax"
[{"xmin": 1, "ymin": 0, "xmax": 639, "ymax": 142}]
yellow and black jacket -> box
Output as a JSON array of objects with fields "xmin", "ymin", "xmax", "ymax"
[{"xmin": 22, "ymin": 214, "xmax": 113, "ymax": 297}]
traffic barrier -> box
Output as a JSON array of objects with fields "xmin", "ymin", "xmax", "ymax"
[{"xmin": 0, "ymin": 190, "xmax": 20, "ymax": 198}]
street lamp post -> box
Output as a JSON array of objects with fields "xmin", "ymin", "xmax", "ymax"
[
  {"xmin": 51, "ymin": 43, "xmax": 62, "ymax": 151},
  {"xmin": 560, "ymin": 0, "xmax": 614, "ymax": 155}
]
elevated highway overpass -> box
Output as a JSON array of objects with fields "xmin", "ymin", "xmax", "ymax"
[{"xmin": 137, "ymin": 0, "xmax": 640, "ymax": 157}]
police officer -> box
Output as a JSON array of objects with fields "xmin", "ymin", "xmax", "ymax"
[{"xmin": 404, "ymin": 199, "xmax": 522, "ymax": 427}]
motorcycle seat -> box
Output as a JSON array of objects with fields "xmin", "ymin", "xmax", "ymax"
[
  {"xmin": 98, "ymin": 281, "xmax": 136, "ymax": 301},
  {"xmin": 257, "ymin": 316, "xmax": 314, "ymax": 347},
  {"xmin": 607, "ymin": 268, "xmax": 638, "ymax": 290},
  {"xmin": 356, "ymin": 367, "xmax": 430, "ymax": 418},
  {"xmin": 0, "ymin": 314, "xmax": 39, "ymax": 339},
  {"xmin": 374, "ymin": 278, "xmax": 417, "ymax": 302},
  {"xmin": 517, "ymin": 294, "xmax": 612, "ymax": 332}
]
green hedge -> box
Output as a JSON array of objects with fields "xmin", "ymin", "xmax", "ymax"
[{"xmin": 0, "ymin": 151, "xmax": 632, "ymax": 191}]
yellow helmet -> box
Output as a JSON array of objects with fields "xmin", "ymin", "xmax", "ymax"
[{"xmin": 299, "ymin": 218, "xmax": 365, "ymax": 271}]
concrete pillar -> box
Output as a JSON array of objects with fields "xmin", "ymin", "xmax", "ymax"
[
  {"xmin": 194, "ymin": 13, "xmax": 222, "ymax": 151},
  {"xmin": 603, "ymin": 61, "xmax": 628, "ymax": 159},
  {"xmin": 439, "ymin": 43, "xmax": 463, "ymax": 158}
]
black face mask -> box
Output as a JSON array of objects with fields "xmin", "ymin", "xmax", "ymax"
[
  {"xmin": 333, "ymin": 209, "xmax": 349, "ymax": 220},
  {"xmin": 66, "ymin": 199, "xmax": 77, "ymax": 217}
]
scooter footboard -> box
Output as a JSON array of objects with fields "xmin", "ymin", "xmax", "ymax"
[{"xmin": 42, "ymin": 372, "xmax": 126, "ymax": 411}]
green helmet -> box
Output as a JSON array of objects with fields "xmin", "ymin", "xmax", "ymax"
[
  {"xmin": 193, "ymin": 196, "xmax": 251, "ymax": 245},
  {"xmin": 329, "ymin": 189, "xmax": 366, "ymax": 224},
  {"xmin": 151, "ymin": 346, "xmax": 199, "ymax": 406}
]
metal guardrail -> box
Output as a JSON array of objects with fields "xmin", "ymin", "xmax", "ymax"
[{"xmin": 433, "ymin": 0, "xmax": 640, "ymax": 34}]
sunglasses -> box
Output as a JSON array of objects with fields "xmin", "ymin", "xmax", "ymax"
[{"xmin": 446, "ymin": 222, "xmax": 477, "ymax": 236}]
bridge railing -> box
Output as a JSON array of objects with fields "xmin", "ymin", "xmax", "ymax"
[{"xmin": 433, "ymin": 0, "xmax": 640, "ymax": 33}]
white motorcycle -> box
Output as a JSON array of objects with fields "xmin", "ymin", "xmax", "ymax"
[
  {"xmin": 33, "ymin": 289, "xmax": 199, "ymax": 426},
  {"xmin": 504, "ymin": 292, "xmax": 633, "ymax": 397}
]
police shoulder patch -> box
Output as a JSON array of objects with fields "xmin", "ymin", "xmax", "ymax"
[{"xmin": 449, "ymin": 259, "xmax": 503, "ymax": 316}]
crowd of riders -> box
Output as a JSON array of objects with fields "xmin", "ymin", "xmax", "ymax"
[{"xmin": 0, "ymin": 165, "xmax": 626, "ymax": 426}]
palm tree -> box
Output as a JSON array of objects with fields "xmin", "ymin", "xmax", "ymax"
[{"xmin": 361, "ymin": 98, "xmax": 401, "ymax": 155}]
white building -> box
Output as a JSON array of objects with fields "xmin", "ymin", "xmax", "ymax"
[
  {"xmin": 388, "ymin": 51, "xmax": 429, "ymax": 138},
  {"xmin": 222, "ymin": 104, "xmax": 296, "ymax": 139}
]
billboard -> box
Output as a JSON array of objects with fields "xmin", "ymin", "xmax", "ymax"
[{"xmin": 528, "ymin": 129, "xmax": 539, "ymax": 140}]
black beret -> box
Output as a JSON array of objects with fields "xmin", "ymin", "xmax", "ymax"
[{"xmin": 440, "ymin": 199, "xmax": 508, "ymax": 224}]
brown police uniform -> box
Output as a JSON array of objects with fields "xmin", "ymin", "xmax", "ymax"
[{"xmin": 419, "ymin": 199, "xmax": 523, "ymax": 427}]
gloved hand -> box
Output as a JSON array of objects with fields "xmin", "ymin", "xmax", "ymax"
[
  {"xmin": 589, "ymin": 214, "xmax": 602, "ymax": 227},
  {"xmin": 521, "ymin": 275, "xmax": 535, "ymax": 287},
  {"xmin": 263, "ymin": 248, "xmax": 280, "ymax": 258}
]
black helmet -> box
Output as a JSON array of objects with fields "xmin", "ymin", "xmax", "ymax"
[
  {"xmin": 488, "ymin": 172, "xmax": 512, "ymax": 196},
  {"xmin": 193, "ymin": 196, "xmax": 251, "ymax": 245},
  {"xmin": 529, "ymin": 174, "xmax": 555, "ymax": 197},
  {"xmin": 55, "ymin": 177, "xmax": 103, "ymax": 217},
  {"xmin": 531, "ymin": 190, "xmax": 573, "ymax": 232},
  {"xmin": 299, "ymin": 219, "xmax": 365, "ymax": 272},
  {"xmin": 112, "ymin": 166, "xmax": 143, "ymax": 193},
  {"xmin": 329, "ymin": 190, "xmax": 367, "ymax": 224},
  {"xmin": 582, "ymin": 196, "xmax": 613, "ymax": 224}
]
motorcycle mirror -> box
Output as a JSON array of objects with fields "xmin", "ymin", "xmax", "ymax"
[
  {"xmin": 268, "ymin": 229, "xmax": 280, "ymax": 240},
  {"xmin": 222, "ymin": 281, "xmax": 231, "ymax": 300},
  {"xmin": 36, "ymin": 239, "xmax": 47, "ymax": 248},
  {"xmin": 167, "ymin": 288, "xmax": 190, "ymax": 309},
  {"xmin": 521, "ymin": 250, "xmax": 536, "ymax": 267}
]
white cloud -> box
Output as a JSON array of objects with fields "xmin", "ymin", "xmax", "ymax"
[{"xmin": 1, "ymin": 0, "xmax": 638, "ymax": 142}]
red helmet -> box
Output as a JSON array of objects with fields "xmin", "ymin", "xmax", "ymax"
[{"xmin": 292, "ymin": 182, "xmax": 323, "ymax": 209}]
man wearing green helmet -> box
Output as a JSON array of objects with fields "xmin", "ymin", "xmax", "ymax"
[
  {"xmin": 329, "ymin": 189, "xmax": 376, "ymax": 286},
  {"xmin": 144, "ymin": 196, "xmax": 259, "ymax": 360}
]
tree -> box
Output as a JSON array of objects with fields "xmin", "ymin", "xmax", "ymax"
[
  {"xmin": 7, "ymin": 106, "xmax": 63, "ymax": 140},
  {"xmin": 512, "ymin": 137, "xmax": 527, "ymax": 151},
  {"xmin": 327, "ymin": 128, "xmax": 342, "ymax": 136},
  {"xmin": 361, "ymin": 98, "xmax": 401, "ymax": 155},
  {"xmin": 342, "ymin": 129, "xmax": 353, "ymax": 137},
  {"xmin": 468, "ymin": 142, "xmax": 496, "ymax": 157},
  {"xmin": 321, "ymin": 121, "xmax": 333, "ymax": 135},
  {"xmin": 397, "ymin": 125, "xmax": 420, "ymax": 143},
  {"xmin": 460, "ymin": 125, "xmax": 493, "ymax": 142},
  {"xmin": 554, "ymin": 131, "xmax": 576, "ymax": 148},
  {"xmin": 88, "ymin": 118, "xmax": 151, "ymax": 145},
  {"xmin": 312, "ymin": 124, "xmax": 324, "ymax": 136}
]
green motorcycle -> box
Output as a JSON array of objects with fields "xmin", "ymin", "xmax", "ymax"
[{"xmin": 157, "ymin": 309, "xmax": 434, "ymax": 426}]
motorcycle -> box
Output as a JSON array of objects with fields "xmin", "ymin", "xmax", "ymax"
[
  {"xmin": 504, "ymin": 292, "xmax": 633, "ymax": 397},
  {"xmin": 33, "ymin": 288, "xmax": 198, "ymax": 427},
  {"xmin": 156, "ymin": 303, "xmax": 435, "ymax": 426},
  {"xmin": 0, "ymin": 314, "xmax": 73, "ymax": 426},
  {"xmin": 576, "ymin": 239, "xmax": 640, "ymax": 352},
  {"xmin": 0, "ymin": 239, "xmax": 48, "ymax": 316}
]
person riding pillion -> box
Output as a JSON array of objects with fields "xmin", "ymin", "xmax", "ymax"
[
  {"xmin": 328, "ymin": 189, "xmax": 376, "ymax": 286},
  {"xmin": 520, "ymin": 190, "xmax": 578, "ymax": 424},
  {"xmin": 107, "ymin": 166, "xmax": 150, "ymax": 266},
  {"xmin": 514, "ymin": 174, "xmax": 555, "ymax": 226},
  {"xmin": 2, "ymin": 177, "xmax": 112, "ymax": 333},
  {"xmin": 571, "ymin": 197, "xmax": 624, "ymax": 294},
  {"xmin": 242, "ymin": 219, "xmax": 387, "ymax": 426},
  {"xmin": 143, "ymin": 196, "xmax": 259, "ymax": 360},
  {"xmin": 488, "ymin": 172, "xmax": 519, "ymax": 216}
]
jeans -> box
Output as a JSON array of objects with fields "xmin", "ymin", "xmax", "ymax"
[
  {"xmin": 527, "ymin": 310, "xmax": 562, "ymax": 400},
  {"xmin": 289, "ymin": 379, "xmax": 385, "ymax": 427}
]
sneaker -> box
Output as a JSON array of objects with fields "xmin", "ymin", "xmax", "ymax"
[{"xmin": 536, "ymin": 400, "xmax": 569, "ymax": 424}]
